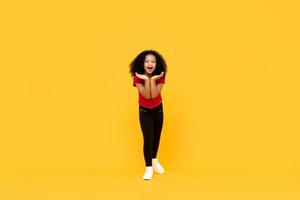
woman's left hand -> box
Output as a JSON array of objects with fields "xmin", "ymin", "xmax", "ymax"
[{"xmin": 151, "ymin": 72, "xmax": 164, "ymax": 81}]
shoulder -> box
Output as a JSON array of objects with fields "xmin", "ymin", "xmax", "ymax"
[
  {"xmin": 133, "ymin": 75, "xmax": 144, "ymax": 82},
  {"xmin": 133, "ymin": 75, "xmax": 144, "ymax": 86}
]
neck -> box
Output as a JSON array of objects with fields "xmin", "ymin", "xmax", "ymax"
[{"xmin": 145, "ymin": 72, "xmax": 152, "ymax": 77}]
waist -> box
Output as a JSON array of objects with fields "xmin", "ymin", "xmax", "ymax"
[
  {"xmin": 138, "ymin": 93, "xmax": 163, "ymax": 109},
  {"xmin": 139, "ymin": 102, "xmax": 163, "ymax": 112}
]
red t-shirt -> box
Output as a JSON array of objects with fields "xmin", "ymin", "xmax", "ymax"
[{"xmin": 133, "ymin": 75, "xmax": 165, "ymax": 109}]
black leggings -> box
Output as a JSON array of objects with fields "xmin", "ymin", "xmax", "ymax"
[{"xmin": 139, "ymin": 103, "xmax": 164, "ymax": 166}]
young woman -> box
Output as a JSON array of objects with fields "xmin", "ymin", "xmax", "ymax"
[{"xmin": 129, "ymin": 50, "xmax": 168, "ymax": 180}]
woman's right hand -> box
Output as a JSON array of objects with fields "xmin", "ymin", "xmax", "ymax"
[{"xmin": 135, "ymin": 72, "xmax": 149, "ymax": 80}]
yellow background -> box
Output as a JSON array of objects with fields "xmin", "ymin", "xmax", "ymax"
[{"xmin": 1, "ymin": 0, "xmax": 300, "ymax": 199}]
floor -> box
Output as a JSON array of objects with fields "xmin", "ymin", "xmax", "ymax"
[{"xmin": 1, "ymin": 166, "xmax": 299, "ymax": 200}]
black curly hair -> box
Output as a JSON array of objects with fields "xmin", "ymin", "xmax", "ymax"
[{"xmin": 129, "ymin": 50, "xmax": 167, "ymax": 77}]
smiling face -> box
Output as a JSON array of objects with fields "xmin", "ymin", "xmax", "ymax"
[{"xmin": 144, "ymin": 54, "xmax": 156, "ymax": 75}]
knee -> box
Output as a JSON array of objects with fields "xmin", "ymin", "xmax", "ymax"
[{"xmin": 143, "ymin": 135, "xmax": 154, "ymax": 144}]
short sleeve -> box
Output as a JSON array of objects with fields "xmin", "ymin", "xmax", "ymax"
[
  {"xmin": 133, "ymin": 75, "xmax": 143, "ymax": 87},
  {"xmin": 156, "ymin": 75, "xmax": 165, "ymax": 84}
]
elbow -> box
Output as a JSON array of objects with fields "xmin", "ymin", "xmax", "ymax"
[
  {"xmin": 151, "ymin": 92, "xmax": 160, "ymax": 99},
  {"xmin": 140, "ymin": 90, "xmax": 151, "ymax": 99},
  {"xmin": 142, "ymin": 93, "xmax": 151, "ymax": 99},
  {"xmin": 151, "ymin": 94, "xmax": 159, "ymax": 99}
]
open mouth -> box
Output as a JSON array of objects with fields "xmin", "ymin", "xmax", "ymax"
[{"xmin": 147, "ymin": 66, "xmax": 154, "ymax": 71}]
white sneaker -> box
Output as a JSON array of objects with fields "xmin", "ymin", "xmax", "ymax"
[
  {"xmin": 152, "ymin": 158, "xmax": 165, "ymax": 174},
  {"xmin": 142, "ymin": 166, "xmax": 153, "ymax": 180}
]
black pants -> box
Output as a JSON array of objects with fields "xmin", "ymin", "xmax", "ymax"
[{"xmin": 139, "ymin": 103, "xmax": 164, "ymax": 166}]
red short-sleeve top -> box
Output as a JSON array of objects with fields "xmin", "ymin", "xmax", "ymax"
[{"xmin": 133, "ymin": 75, "xmax": 165, "ymax": 109}]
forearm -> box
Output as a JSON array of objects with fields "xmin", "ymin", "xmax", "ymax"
[
  {"xmin": 141, "ymin": 79, "xmax": 151, "ymax": 99},
  {"xmin": 150, "ymin": 79, "xmax": 160, "ymax": 99}
]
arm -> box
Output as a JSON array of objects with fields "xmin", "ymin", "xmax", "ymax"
[
  {"xmin": 150, "ymin": 79, "xmax": 164, "ymax": 99},
  {"xmin": 136, "ymin": 78, "xmax": 151, "ymax": 99},
  {"xmin": 150, "ymin": 72, "xmax": 165, "ymax": 99}
]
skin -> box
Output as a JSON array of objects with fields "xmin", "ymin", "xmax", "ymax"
[{"xmin": 135, "ymin": 54, "xmax": 164, "ymax": 99}]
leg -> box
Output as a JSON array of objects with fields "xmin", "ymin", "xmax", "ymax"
[
  {"xmin": 139, "ymin": 110, "xmax": 154, "ymax": 167},
  {"xmin": 152, "ymin": 108, "xmax": 163, "ymax": 159}
]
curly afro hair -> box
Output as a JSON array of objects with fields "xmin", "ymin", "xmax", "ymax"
[{"xmin": 129, "ymin": 50, "xmax": 167, "ymax": 77}]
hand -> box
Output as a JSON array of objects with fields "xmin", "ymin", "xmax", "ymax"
[
  {"xmin": 135, "ymin": 72, "xmax": 149, "ymax": 80},
  {"xmin": 151, "ymin": 72, "xmax": 164, "ymax": 81}
]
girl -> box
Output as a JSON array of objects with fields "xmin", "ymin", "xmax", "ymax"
[{"xmin": 129, "ymin": 50, "xmax": 167, "ymax": 180}]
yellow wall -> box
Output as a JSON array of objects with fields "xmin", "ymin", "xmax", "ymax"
[{"xmin": 1, "ymin": 0, "xmax": 300, "ymax": 176}]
